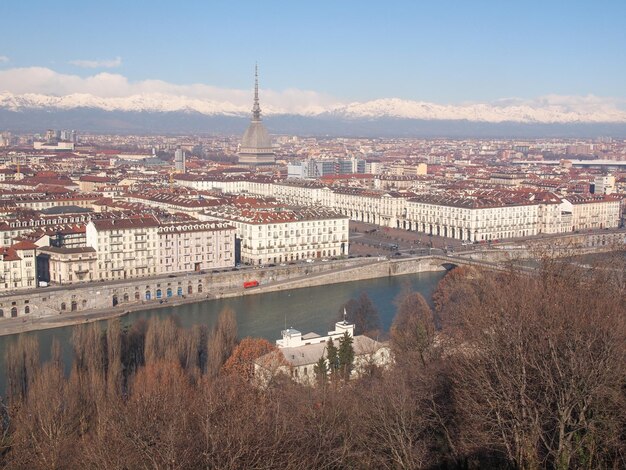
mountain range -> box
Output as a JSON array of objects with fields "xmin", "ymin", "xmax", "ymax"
[{"xmin": 1, "ymin": 91, "xmax": 625, "ymax": 138}]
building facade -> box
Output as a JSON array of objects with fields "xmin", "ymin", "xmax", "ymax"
[
  {"xmin": 0, "ymin": 241, "xmax": 37, "ymax": 292},
  {"xmin": 37, "ymin": 246, "xmax": 97, "ymax": 285},
  {"xmin": 157, "ymin": 221, "xmax": 235, "ymax": 274},
  {"xmin": 175, "ymin": 174, "xmax": 622, "ymax": 241},
  {"xmin": 201, "ymin": 205, "xmax": 349, "ymax": 265},
  {"xmin": 86, "ymin": 216, "xmax": 160, "ymax": 281}
]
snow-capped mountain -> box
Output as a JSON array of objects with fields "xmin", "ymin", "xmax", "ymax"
[
  {"xmin": 1, "ymin": 91, "xmax": 625, "ymax": 124},
  {"xmin": 0, "ymin": 92, "xmax": 249, "ymax": 116},
  {"xmin": 325, "ymin": 98, "xmax": 626, "ymax": 124}
]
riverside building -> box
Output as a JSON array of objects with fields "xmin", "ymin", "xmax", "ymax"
[{"xmin": 201, "ymin": 201, "xmax": 349, "ymax": 265}]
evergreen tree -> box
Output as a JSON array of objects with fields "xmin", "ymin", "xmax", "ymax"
[
  {"xmin": 313, "ymin": 356, "xmax": 328, "ymax": 386},
  {"xmin": 325, "ymin": 338, "xmax": 339, "ymax": 379},
  {"xmin": 337, "ymin": 332, "xmax": 355, "ymax": 381}
]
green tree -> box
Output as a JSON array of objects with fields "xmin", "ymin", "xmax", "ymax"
[
  {"xmin": 337, "ymin": 332, "xmax": 355, "ymax": 381},
  {"xmin": 325, "ymin": 338, "xmax": 339, "ymax": 379},
  {"xmin": 313, "ymin": 356, "xmax": 328, "ymax": 386}
]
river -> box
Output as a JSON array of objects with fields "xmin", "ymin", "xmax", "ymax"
[{"xmin": 0, "ymin": 271, "xmax": 446, "ymax": 393}]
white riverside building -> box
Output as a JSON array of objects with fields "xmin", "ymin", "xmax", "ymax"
[
  {"xmin": 254, "ymin": 319, "xmax": 391, "ymax": 387},
  {"xmin": 176, "ymin": 174, "xmax": 622, "ymax": 242},
  {"xmin": 85, "ymin": 216, "xmax": 236, "ymax": 282},
  {"xmin": 157, "ymin": 221, "xmax": 235, "ymax": 274},
  {"xmin": 86, "ymin": 216, "xmax": 160, "ymax": 281},
  {"xmin": 200, "ymin": 204, "xmax": 349, "ymax": 265}
]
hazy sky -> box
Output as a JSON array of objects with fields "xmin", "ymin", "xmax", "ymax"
[{"xmin": 1, "ymin": 0, "xmax": 625, "ymax": 104}]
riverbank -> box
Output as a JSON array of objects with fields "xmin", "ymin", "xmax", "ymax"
[{"xmin": 0, "ymin": 256, "xmax": 448, "ymax": 337}]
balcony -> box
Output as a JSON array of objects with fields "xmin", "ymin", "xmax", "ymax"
[{"xmin": 74, "ymin": 268, "xmax": 89, "ymax": 274}]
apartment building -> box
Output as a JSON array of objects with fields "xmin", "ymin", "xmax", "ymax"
[
  {"xmin": 157, "ymin": 221, "xmax": 235, "ymax": 274},
  {"xmin": 201, "ymin": 205, "xmax": 349, "ymax": 265},
  {"xmin": 563, "ymin": 194, "xmax": 621, "ymax": 231},
  {"xmin": 405, "ymin": 194, "xmax": 539, "ymax": 242},
  {"xmin": 0, "ymin": 241, "xmax": 37, "ymax": 292},
  {"xmin": 86, "ymin": 216, "xmax": 160, "ymax": 281},
  {"xmin": 37, "ymin": 246, "xmax": 98, "ymax": 285}
]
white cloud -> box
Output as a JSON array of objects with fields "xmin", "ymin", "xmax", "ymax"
[
  {"xmin": 0, "ymin": 66, "xmax": 342, "ymax": 114},
  {"xmin": 0, "ymin": 56, "xmax": 9, "ymax": 64},
  {"xmin": 69, "ymin": 56, "xmax": 122, "ymax": 68}
]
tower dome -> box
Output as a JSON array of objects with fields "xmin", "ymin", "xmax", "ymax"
[{"xmin": 238, "ymin": 65, "xmax": 276, "ymax": 165}]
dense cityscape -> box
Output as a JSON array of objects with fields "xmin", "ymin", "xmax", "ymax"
[{"xmin": 0, "ymin": 99, "xmax": 624, "ymax": 296}]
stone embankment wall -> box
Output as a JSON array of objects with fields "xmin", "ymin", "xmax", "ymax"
[
  {"xmin": 246, "ymin": 257, "xmax": 446, "ymax": 294},
  {"xmin": 0, "ymin": 257, "xmax": 445, "ymax": 320}
]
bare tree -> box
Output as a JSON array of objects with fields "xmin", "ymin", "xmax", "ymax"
[
  {"xmin": 144, "ymin": 316, "xmax": 182, "ymax": 365},
  {"xmin": 339, "ymin": 291, "xmax": 381, "ymax": 338},
  {"xmin": 444, "ymin": 264, "xmax": 626, "ymax": 469},
  {"xmin": 390, "ymin": 291, "xmax": 435, "ymax": 366},
  {"xmin": 105, "ymin": 318, "xmax": 123, "ymax": 397},
  {"xmin": 6, "ymin": 349, "xmax": 78, "ymax": 469},
  {"xmin": 4, "ymin": 334, "xmax": 40, "ymax": 402},
  {"xmin": 207, "ymin": 307, "xmax": 238, "ymax": 379}
]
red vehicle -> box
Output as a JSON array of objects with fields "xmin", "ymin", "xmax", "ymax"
[{"xmin": 243, "ymin": 280, "xmax": 259, "ymax": 289}]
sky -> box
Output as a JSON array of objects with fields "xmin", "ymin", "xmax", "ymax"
[{"xmin": 0, "ymin": 0, "xmax": 625, "ymax": 109}]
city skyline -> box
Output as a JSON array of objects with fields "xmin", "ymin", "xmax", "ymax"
[{"xmin": 1, "ymin": 1, "xmax": 626, "ymax": 123}]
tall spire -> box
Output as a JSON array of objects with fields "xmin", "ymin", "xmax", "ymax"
[{"xmin": 252, "ymin": 63, "xmax": 261, "ymax": 121}]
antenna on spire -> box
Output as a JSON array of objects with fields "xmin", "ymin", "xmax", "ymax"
[{"xmin": 252, "ymin": 63, "xmax": 261, "ymax": 121}]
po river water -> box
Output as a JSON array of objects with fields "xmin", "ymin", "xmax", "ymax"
[{"xmin": 0, "ymin": 271, "xmax": 446, "ymax": 393}]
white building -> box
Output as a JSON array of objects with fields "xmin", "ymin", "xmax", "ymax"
[
  {"xmin": 405, "ymin": 193, "xmax": 540, "ymax": 242},
  {"xmin": 0, "ymin": 241, "xmax": 37, "ymax": 292},
  {"xmin": 201, "ymin": 204, "xmax": 349, "ymax": 265},
  {"xmin": 33, "ymin": 141, "xmax": 75, "ymax": 151},
  {"xmin": 157, "ymin": 221, "xmax": 235, "ymax": 274},
  {"xmin": 37, "ymin": 246, "xmax": 98, "ymax": 285},
  {"xmin": 174, "ymin": 148, "xmax": 186, "ymax": 173},
  {"xmin": 86, "ymin": 216, "xmax": 160, "ymax": 281},
  {"xmin": 594, "ymin": 175, "xmax": 615, "ymax": 195},
  {"xmin": 562, "ymin": 194, "xmax": 621, "ymax": 231},
  {"xmin": 172, "ymin": 174, "xmax": 621, "ymax": 241},
  {"xmin": 255, "ymin": 319, "xmax": 391, "ymax": 387}
]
